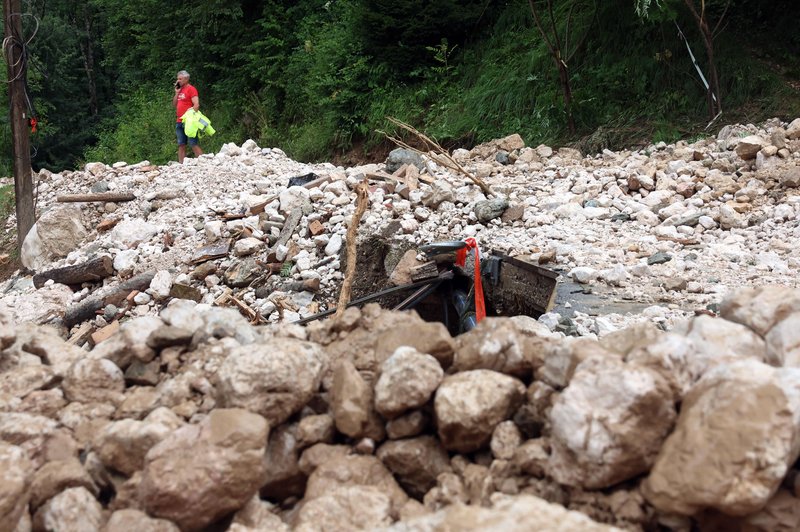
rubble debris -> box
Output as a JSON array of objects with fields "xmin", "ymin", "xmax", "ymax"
[{"xmin": 0, "ymin": 118, "xmax": 799, "ymax": 530}]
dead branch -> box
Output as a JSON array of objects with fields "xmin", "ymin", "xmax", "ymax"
[
  {"xmin": 334, "ymin": 178, "xmax": 370, "ymax": 320},
  {"xmin": 381, "ymin": 117, "xmax": 494, "ymax": 197}
]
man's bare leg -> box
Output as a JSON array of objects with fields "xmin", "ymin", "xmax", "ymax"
[
  {"xmin": 178, "ymin": 144, "xmax": 187, "ymax": 164},
  {"xmin": 191, "ymin": 145, "xmax": 203, "ymax": 157}
]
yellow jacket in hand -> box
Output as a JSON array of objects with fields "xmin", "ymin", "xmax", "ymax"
[{"xmin": 180, "ymin": 109, "xmax": 216, "ymax": 138}]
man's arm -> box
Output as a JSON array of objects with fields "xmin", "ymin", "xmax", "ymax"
[
  {"xmin": 192, "ymin": 95, "xmax": 200, "ymax": 111},
  {"xmin": 173, "ymin": 87, "xmax": 180, "ymax": 107}
]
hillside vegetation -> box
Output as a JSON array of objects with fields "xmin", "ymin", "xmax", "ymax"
[{"xmin": 1, "ymin": 0, "xmax": 799, "ymax": 174}]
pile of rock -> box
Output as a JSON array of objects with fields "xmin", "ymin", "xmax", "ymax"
[
  {"xmin": 1, "ymin": 284, "xmax": 799, "ymax": 531},
  {"xmin": 3, "ymin": 117, "xmax": 799, "ymax": 342}
]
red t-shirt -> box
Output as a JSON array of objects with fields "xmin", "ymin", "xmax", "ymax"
[{"xmin": 176, "ymin": 84, "xmax": 198, "ymax": 122}]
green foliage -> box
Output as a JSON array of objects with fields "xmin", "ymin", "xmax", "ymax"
[
  {"xmin": 84, "ymin": 86, "xmax": 242, "ymax": 165},
  {"xmin": 2, "ymin": 0, "xmax": 798, "ymax": 174},
  {"xmin": 84, "ymin": 88, "xmax": 176, "ymax": 164},
  {"xmin": 354, "ymin": 0, "xmax": 490, "ymax": 76}
]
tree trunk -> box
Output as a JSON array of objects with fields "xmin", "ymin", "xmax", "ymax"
[
  {"xmin": 64, "ymin": 272, "xmax": 154, "ymax": 328},
  {"xmin": 81, "ymin": 9, "xmax": 98, "ymax": 117},
  {"xmin": 57, "ymin": 192, "xmax": 136, "ymax": 203},
  {"xmin": 684, "ymin": 0, "xmax": 722, "ymax": 118},
  {"xmin": 33, "ymin": 255, "xmax": 113, "ymax": 288},
  {"xmin": 556, "ymin": 55, "xmax": 576, "ymax": 134}
]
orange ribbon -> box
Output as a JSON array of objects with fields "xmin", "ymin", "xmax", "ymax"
[{"xmin": 455, "ymin": 237, "xmax": 485, "ymax": 322}]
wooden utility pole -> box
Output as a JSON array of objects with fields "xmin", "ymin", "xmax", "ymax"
[{"xmin": 3, "ymin": 0, "xmax": 35, "ymax": 252}]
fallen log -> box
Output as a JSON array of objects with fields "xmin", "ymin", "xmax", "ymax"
[
  {"xmin": 33, "ymin": 255, "xmax": 114, "ymax": 289},
  {"xmin": 57, "ymin": 192, "xmax": 136, "ymax": 203},
  {"xmin": 64, "ymin": 272, "xmax": 155, "ymax": 328}
]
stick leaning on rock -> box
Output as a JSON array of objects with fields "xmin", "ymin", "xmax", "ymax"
[
  {"xmin": 381, "ymin": 117, "xmax": 494, "ymax": 197},
  {"xmin": 333, "ymin": 178, "xmax": 369, "ymax": 320}
]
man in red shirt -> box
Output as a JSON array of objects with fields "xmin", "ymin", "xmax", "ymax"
[{"xmin": 173, "ymin": 70, "xmax": 204, "ymax": 163}]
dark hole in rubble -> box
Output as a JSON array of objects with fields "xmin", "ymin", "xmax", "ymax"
[{"xmin": 347, "ymin": 234, "xmax": 558, "ymax": 336}]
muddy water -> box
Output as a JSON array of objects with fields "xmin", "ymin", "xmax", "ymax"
[{"xmin": 552, "ymin": 277, "xmax": 654, "ymax": 318}]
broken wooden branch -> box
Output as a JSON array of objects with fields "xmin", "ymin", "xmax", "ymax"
[
  {"xmin": 334, "ymin": 178, "xmax": 369, "ymax": 320},
  {"xmin": 57, "ymin": 192, "xmax": 136, "ymax": 203},
  {"xmin": 64, "ymin": 272, "xmax": 155, "ymax": 328},
  {"xmin": 381, "ymin": 117, "xmax": 494, "ymax": 197},
  {"xmin": 271, "ymin": 205, "xmax": 305, "ymax": 250},
  {"xmin": 33, "ymin": 255, "xmax": 114, "ymax": 289},
  {"xmin": 66, "ymin": 322, "xmax": 95, "ymax": 346}
]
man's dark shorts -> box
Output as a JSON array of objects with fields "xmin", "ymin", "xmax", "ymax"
[{"xmin": 176, "ymin": 122, "xmax": 198, "ymax": 147}]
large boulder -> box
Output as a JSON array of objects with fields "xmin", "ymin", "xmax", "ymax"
[
  {"xmin": 92, "ymin": 408, "xmax": 184, "ymax": 476},
  {"xmin": 295, "ymin": 486, "xmax": 392, "ymax": 531},
  {"xmin": 434, "ymin": 370, "xmax": 525, "ymax": 453},
  {"xmin": 642, "ymin": 360, "xmax": 800, "ymax": 516},
  {"xmin": 0, "ymin": 443, "xmax": 33, "ymax": 531},
  {"xmin": 21, "ymin": 204, "xmax": 87, "ymax": 270},
  {"xmin": 548, "ymin": 356, "xmax": 676, "ymax": 489},
  {"xmin": 108, "ymin": 218, "xmax": 161, "ymax": 248},
  {"xmin": 453, "ymin": 317, "xmax": 554, "ymax": 378},
  {"xmin": 331, "ymin": 360, "xmax": 378, "ymax": 439},
  {"xmin": 765, "ymin": 312, "xmax": 800, "ymax": 367},
  {"xmin": 305, "ymin": 454, "xmax": 409, "ymax": 517},
  {"xmin": 374, "ymin": 347, "xmax": 443, "ymax": 419},
  {"xmin": 385, "ymin": 148, "xmax": 424, "ymax": 173},
  {"xmin": 105, "ymin": 509, "xmax": 181, "ymax": 532},
  {"xmin": 735, "ymin": 135, "xmax": 766, "ymax": 160},
  {"xmin": 215, "ymin": 341, "xmax": 327, "ymax": 426},
  {"xmin": 33, "ymin": 487, "xmax": 103, "ymax": 532},
  {"xmin": 719, "ymin": 286, "xmax": 800, "ymax": 337},
  {"xmin": 380, "ymin": 494, "xmax": 621, "ymax": 531},
  {"xmin": 260, "ymin": 424, "xmax": 306, "ymax": 501},
  {"xmin": 62, "ymin": 358, "xmax": 125, "ymax": 405},
  {"xmin": 376, "ymin": 436, "xmax": 452, "ymax": 499},
  {"xmin": 139, "ymin": 409, "xmax": 269, "ymax": 530},
  {"xmin": 29, "ymin": 458, "xmax": 96, "ymax": 510}
]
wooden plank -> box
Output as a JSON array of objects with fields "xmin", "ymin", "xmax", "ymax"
[
  {"xmin": 33, "ymin": 255, "xmax": 114, "ymax": 289},
  {"xmin": 57, "ymin": 192, "xmax": 136, "ymax": 203},
  {"xmin": 64, "ymin": 272, "xmax": 155, "ymax": 328},
  {"xmin": 90, "ymin": 320, "xmax": 120, "ymax": 346}
]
